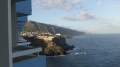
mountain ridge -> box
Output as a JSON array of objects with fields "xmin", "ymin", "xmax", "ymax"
[{"xmin": 23, "ymin": 21, "xmax": 85, "ymax": 36}]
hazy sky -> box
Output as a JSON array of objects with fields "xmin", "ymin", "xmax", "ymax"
[{"xmin": 29, "ymin": 0, "xmax": 120, "ymax": 34}]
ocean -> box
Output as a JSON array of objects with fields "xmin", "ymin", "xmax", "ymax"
[{"xmin": 47, "ymin": 34, "xmax": 120, "ymax": 67}]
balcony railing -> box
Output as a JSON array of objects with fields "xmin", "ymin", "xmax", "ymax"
[{"xmin": 13, "ymin": 47, "xmax": 42, "ymax": 58}]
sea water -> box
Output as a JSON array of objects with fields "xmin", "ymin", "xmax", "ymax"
[{"xmin": 47, "ymin": 34, "xmax": 120, "ymax": 67}]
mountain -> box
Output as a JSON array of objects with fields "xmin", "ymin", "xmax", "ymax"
[{"xmin": 23, "ymin": 21, "xmax": 85, "ymax": 36}]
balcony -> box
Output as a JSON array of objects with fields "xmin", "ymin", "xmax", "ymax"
[
  {"xmin": 16, "ymin": 0, "xmax": 32, "ymax": 17},
  {"xmin": 13, "ymin": 47, "xmax": 42, "ymax": 58},
  {"xmin": 13, "ymin": 39, "xmax": 44, "ymax": 67},
  {"xmin": 17, "ymin": 16, "xmax": 27, "ymax": 31},
  {"xmin": 17, "ymin": 23, "xmax": 25, "ymax": 31},
  {"xmin": 13, "ymin": 42, "xmax": 45, "ymax": 67},
  {"xmin": 13, "ymin": 56, "xmax": 46, "ymax": 67},
  {"xmin": 17, "ymin": 16, "xmax": 27, "ymax": 21}
]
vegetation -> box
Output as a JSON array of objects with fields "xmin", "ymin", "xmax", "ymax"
[
  {"xmin": 23, "ymin": 35, "xmax": 74, "ymax": 56},
  {"xmin": 44, "ymin": 44, "xmax": 64, "ymax": 56}
]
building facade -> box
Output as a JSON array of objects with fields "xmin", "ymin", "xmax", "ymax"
[
  {"xmin": 14, "ymin": 0, "xmax": 46, "ymax": 67},
  {"xmin": 16, "ymin": 0, "xmax": 32, "ymax": 32},
  {"xmin": 0, "ymin": 0, "xmax": 45, "ymax": 67}
]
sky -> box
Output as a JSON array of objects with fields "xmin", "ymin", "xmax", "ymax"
[{"xmin": 29, "ymin": 0, "xmax": 120, "ymax": 34}]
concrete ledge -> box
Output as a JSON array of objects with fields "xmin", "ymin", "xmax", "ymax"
[
  {"xmin": 13, "ymin": 47, "xmax": 42, "ymax": 58},
  {"xmin": 17, "ymin": 42, "xmax": 31, "ymax": 46}
]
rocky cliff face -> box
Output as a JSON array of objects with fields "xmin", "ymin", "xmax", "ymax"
[{"xmin": 23, "ymin": 21, "xmax": 85, "ymax": 37}]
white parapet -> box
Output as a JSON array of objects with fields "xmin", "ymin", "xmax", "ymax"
[
  {"xmin": 13, "ymin": 47, "xmax": 42, "ymax": 58},
  {"xmin": 17, "ymin": 42, "xmax": 31, "ymax": 46}
]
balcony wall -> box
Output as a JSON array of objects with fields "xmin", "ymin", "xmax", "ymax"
[
  {"xmin": 13, "ymin": 56, "xmax": 46, "ymax": 67},
  {"xmin": 16, "ymin": 0, "xmax": 32, "ymax": 17}
]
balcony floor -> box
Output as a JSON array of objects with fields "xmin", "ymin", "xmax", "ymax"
[{"xmin": 13, "ymin": 56, "xmax": 46, "ymax": 67}]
